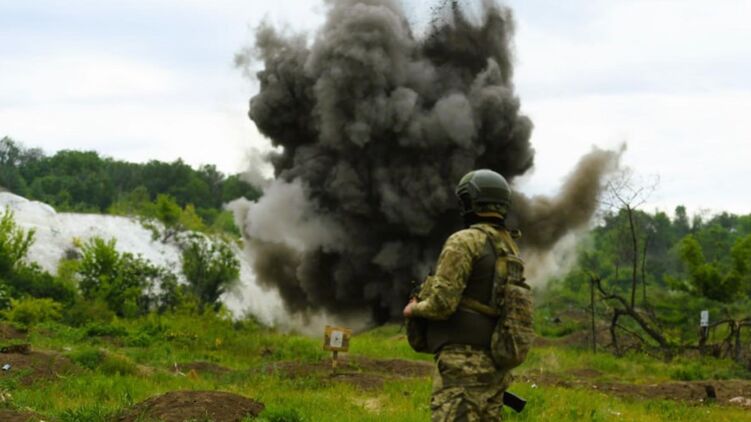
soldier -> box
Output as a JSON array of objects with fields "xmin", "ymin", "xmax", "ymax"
[{"xmin": 403, "ymin": 169, "xmax": 531, "ymax": 422}]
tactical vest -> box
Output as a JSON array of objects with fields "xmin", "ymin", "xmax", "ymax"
[{"xmin": 425, "ymin": 225, "xmax": 502, "ymax": 353}]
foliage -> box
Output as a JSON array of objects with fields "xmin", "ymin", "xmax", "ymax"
[
  {"xmin": 543, "ymin": 206, "xmax": 751, "ymax": 350},
  {"xmin": 63, "ymin": 299, "xmax": 116, "ymax": 327},
  {"xmin": 68, "ymin": 346, "xmax": 137, "ymax": 375},
  {"xmin": 181, "ymin": 235, "xmax": 240, "ymax": 312},
  {"xmin": 0, "ymin": 210, "xmax": 77, "ymax": 304},
  {"xmin": 77, "ymin": 237, "xmax": 182, "ymax": 317},
  {"xmin": 674, "ymin": 234, "xmax": 749, "ymax": 302},
  {"xmin": 7, "ymin": 318, "xmax": 751, "ymax": 421},
  {"xmin": 1, "ymin": 137, "xmax": 261, "ymax": 231},
  {"xmin": 2, "ymin": 297, "xmax": 63, "ymax": 327},
  {"xmin": 0, "ymin": 210, "xmax": 34, "ymax": 274}
]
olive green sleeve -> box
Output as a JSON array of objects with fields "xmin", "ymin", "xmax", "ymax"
[{"xmin": 411, "ymin": 229, "xmax": 485, "ymax": 320}]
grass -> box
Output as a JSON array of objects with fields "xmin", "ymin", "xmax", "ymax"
[{"xmin": 0, "ymin": 313, "xmax": 749, "ymax": 421}]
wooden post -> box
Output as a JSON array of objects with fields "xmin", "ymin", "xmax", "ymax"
[{"xmin": 323, "ymin": 325, "xmax": 351, "ymax": 373}]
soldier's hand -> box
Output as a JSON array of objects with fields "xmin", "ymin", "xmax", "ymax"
[{"xmin": 403, "ymin": 298, "xmax": 417, "ymax": 318}]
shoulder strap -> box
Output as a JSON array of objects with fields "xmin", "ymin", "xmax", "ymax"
[{"xmin": 469, "ymin": 224, "xmax": 519, "ymax": 258}]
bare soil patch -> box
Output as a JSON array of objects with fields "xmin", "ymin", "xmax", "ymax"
[
  {"xmin": 520, "ymin": 372, "xmax": 751, "ymax": 407},
  {"xmin": 118, "ymin": 391, "xmax": 264, "ymax": 422},
  {"xmin": 0, "ymin": 348, "xmax": 78, "ymax": 385},
  {"xmin": 0, "ymin": 323, "xmax": 27, "ymax": 341},
  {"xmin": 265, "ymin": 356, "xmax": 432, "ymax": 390},
  {"xmin": 0, "ymin": 409, "xmax": 47, "ymax": 422}
]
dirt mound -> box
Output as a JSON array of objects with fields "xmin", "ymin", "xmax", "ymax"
[
  {"xmin": 0, "ymin": 409, "xmax": 46, "ymax": 422},
  {"xmin": 119, "ymin": 391, "xmax": 264, "ymax": 422},
  {"xmin": 0, "ymin": 348, "xmax": 78, "ymax": 385},
  {"xmin": 265, "ymin": 356, "xmax": 432, "ymax": 390}
]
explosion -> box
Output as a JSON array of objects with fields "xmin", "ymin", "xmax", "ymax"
[{"xmin": 232, "ymin": 0, "xmax": 618, "ymax": 324}]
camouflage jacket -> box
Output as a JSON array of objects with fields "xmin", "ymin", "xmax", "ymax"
[{"xmin": 412, "ymin": 223, "xmax": 516, "ymax": 320}]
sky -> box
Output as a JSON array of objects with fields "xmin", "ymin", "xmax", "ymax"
[{"xmin": 1, "ymin": 0, "xmax": 750, "ymax": 216}]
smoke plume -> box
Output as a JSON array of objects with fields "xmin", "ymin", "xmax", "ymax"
[{"xmin": 234, "ymin": 0, "xmax": 618, "ymax": 323}]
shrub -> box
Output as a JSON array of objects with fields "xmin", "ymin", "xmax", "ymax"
[
  {"xmin": 181, "ymin": 235, "xmax": 240, "ymax": 312},
  {"xmin": 98, "ymin": 353, "xmax": 137, "ymax": 375},
  {"xmin": 5, "ymin": 263, "xmax": 77, "ymax": 304},
  {"xmin": 69, "ymin": 347, "xmax": 105, "ymax": 370},
  {"xmin": 85, "ymin": 321, "xmax": 128, "ymax": 338},
  {"xmin": 68, "ymin": 347, "xmax": 137, "ymax": 375},
  {"xmin": 0, "ymin": 210, "xmax": 34, "ymax": 275},
  {"xmin": 2, "ymin": 297, "xmax": 63, "ymax": 327},
  {"xmin": 77, "ymin": 237, "xmax": 181, "ymax": 317},
  {"xmin": 63, "ymin": 299, "xmax": 115, "ymax": 327}
]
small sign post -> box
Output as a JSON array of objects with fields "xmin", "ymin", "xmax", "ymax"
[
  {"xmin": 699, "ymin": 310, "xmax": 709, "ymax": 350},
  {"xmin": 700, "ymin": 310, "xmax": 709, "ymax": 327},
  {"xmin": 323, "ymin": 325, "xmax": 352, "ymax": 371}
]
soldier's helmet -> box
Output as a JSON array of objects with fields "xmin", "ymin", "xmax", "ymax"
[{"xmin": 455, "ymin": 169, "xmax": 511, "ymax": 218}]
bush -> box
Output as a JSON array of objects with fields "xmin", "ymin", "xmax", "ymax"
[
  {"xmin": 181, "ymin": 235, "xmax": 240, "ymax": 312},
  {"xmin": 69, "ymin": 347, "xmax": 105, "ymax": 370},
  {"xmin": 2, "ymin": 297, "xmax": 63, "ymax": 327},
  {"xmin": 85, "ymin": 321, "xmax": 128, "ymax": 338},
  {"xmin": 4, "ymin": 263, "xmax": 77, "ymax": 304},
  {"xmin": 0, "ymin": 210, "xmax": 34, "ymax": 275},
  {"xmin": 68, "ymin": 347, "xmax": 137, "ymax": 375},
  {"xmin": 63, "ymin": 299, "xmax": 115, "ymax": 327},
  {"xmin": 77, "ymin": 237, "xmax": 181, "ymax": 317}
]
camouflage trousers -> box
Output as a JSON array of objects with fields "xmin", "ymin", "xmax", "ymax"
[{"xmin": 431, "ymin": 344, "xmax": 510, "ymax": 422}]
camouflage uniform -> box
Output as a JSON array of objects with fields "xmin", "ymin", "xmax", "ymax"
[{"xmin": 412, "ymin": 223, "xmax": 516, "ymax": 422}]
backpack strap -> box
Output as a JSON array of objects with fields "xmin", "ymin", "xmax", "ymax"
[{"xmin": 470, "ymin": 223, "xmax": 518, "ymax": 257}]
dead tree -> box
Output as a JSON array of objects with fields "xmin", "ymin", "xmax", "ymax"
[
  {"xmin": 590, "ymin": 274, "xmax": 671, "ymax": 355},
  {"xmin": 702, "ymin": 318, "xmax": 751, "ymax": 362},
  {"xmin": 603, "ymin": 170, "xmax": 658, "ymax": 309}
]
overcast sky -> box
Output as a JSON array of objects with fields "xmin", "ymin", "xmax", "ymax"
[{"xmin": 1, "ymin": 0, "xmax": 749, "ymax": 215}]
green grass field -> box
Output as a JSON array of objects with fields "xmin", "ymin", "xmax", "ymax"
[{"xmin": 1, "ymin": 313, "xmax": 750, "ymax": 421}]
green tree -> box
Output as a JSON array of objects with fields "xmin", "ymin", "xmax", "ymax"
[
  {"xmin": 181, "ymin": 236, "xmax": 240, "ymax": 312},
  {"xmin": 674, "ymin": 235, "xmax": 744, "ymax": 303},
  {"xmin": 0, "ymin": 210, "xmax": 34, "ymax": 275},
  {"xmin": 77, "ymin": 237, "xmax": 180, "ymax": 317}
]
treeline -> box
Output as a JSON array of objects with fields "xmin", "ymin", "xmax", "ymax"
[
  {"xmin": 544, "ymin": 204, "xmax": 751, "ymax": 356},
  {"xmin": 0, "ymin": 136, "xmax": 260, "ymax": 227}
]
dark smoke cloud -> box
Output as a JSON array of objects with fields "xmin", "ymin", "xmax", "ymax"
[{"xmin": 234, "ymin": 0, "xmax": 617, "ymax": 323}]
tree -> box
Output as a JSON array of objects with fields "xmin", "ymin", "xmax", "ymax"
[
  {"xmin": 77, "ymin": 237, "xmax": 180, "ymax": 317},
  {"xmin": 0, "ymin": 210, "xmax": 76, "ymax": 304},
  {"xmin": 181, "ymin": 235, "xmax": 240, "ymax": 312},
  {"xmin": 0, "ymin": 210, "xmax": 34, "ymax": 275}
]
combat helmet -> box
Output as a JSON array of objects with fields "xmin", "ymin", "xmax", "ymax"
[{"xmin": 455, "ymin": 169, "xmax": 511, "ymax": 218}]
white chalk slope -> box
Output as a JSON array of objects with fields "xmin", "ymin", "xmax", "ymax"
[{"xmin": 0, "ymin": 192, "xmax": 285, "ymax": 325}]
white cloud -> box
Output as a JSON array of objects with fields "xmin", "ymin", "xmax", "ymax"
[
  {"xmin": 0, "ymin": 99, "xmax": 269, "ymax": 174},
  {"xmin": 515, "ymin": 91, "xmax": 751, "ymax": 214},
  {"xmin": 0, "ymin": 54, "xmax": 178, "ymax": 104}
]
